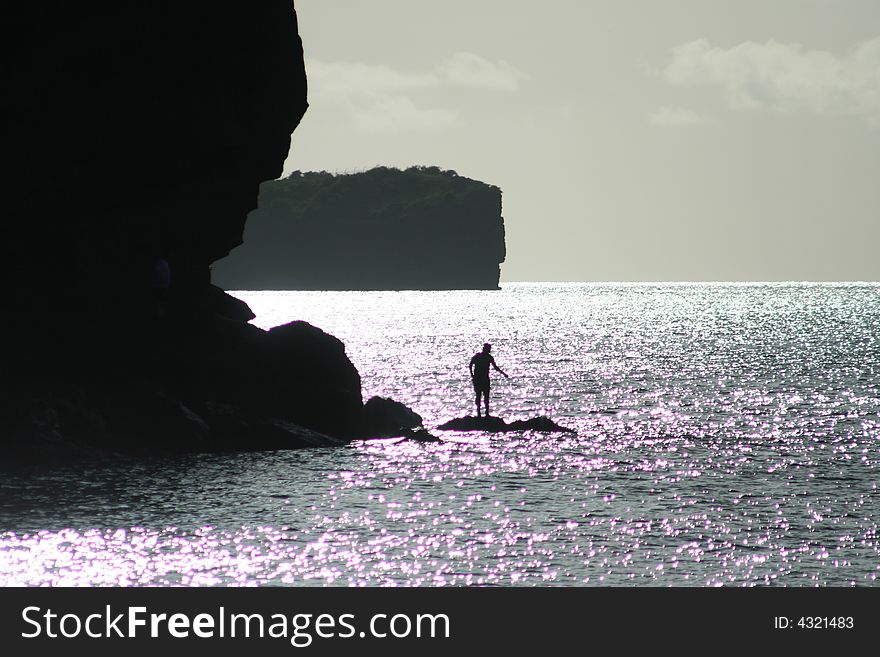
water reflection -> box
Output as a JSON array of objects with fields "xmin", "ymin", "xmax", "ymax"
[
  {"xmin": 1, "ymin": 430, "xmax": 877, "ymax": 586},
  {"xmin": 1, "ymin": 284, "xmax": 879, "ymax": 586}
]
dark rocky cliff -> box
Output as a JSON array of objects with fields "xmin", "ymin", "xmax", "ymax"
[
  {"xmin": 211, "ymin": 166, "xmax": 506, "ymax": 290},
  {"xmin": 6, "ymin": 2, "xmax": 307, "ymax": 343},
  {"xmin": 2, "ymin": 2, "xmax": 416, "ymax": 458}
]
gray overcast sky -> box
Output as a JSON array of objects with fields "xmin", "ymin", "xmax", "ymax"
[{"xmin": 282, "ymin": 0, "xmax": 880, "ymax": 282}]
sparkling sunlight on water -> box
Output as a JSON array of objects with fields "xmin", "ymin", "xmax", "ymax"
[{"xmin": 2, "ymin": 284, "xmax": 878, "ymax": 586}]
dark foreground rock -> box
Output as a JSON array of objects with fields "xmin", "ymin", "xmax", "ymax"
[
  {"xmin": 7, "ymin": 2, "xmax": 308, "ymax": 330},
  {"xmin": 0, "ymin": 3, "xmax": 428, "ymax": 461},
  {"xmin": 0, "ymin": 313, "xmax": 429, "ymax": 460},
  {"xmin": 437, "ymin": 416, "xmax": 576, "ymax": 434},
  {"xmin": 1, "ymin": 377, "xmax": 352, "ymax": 462}
]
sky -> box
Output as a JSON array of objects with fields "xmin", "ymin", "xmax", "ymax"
[{"xmin": 282, "ymin": 0, "xmax": 880, "ymax": 282}]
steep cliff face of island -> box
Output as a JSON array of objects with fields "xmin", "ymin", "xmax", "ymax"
[
  {"xmin": 2, "ymin": 3, "xmax": 412, "ymax": 458},
  {"xmin": 211, "ymin": 167, "xmax": 507, "ymax": 290}
]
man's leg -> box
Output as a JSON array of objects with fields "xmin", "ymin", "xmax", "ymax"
[
  {"xmin": 483, "ymin": 389, "xmax": 490, "ymax": 416},
  {"xmin": 475, "ymin": 391, "xmax": 482, "ymax": 416}
]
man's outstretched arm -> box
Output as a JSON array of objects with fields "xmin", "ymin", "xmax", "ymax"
[{"xmin": 492, "ymin": 360, "xmax": 510, "ymax": 378}]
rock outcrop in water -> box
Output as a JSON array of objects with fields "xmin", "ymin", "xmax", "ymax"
[
  {"xmin": 362, "ymin": 397, "xmax": 425, "ymax": 437},
  {"xmin": 1, "ymin": 2, "xmax": 423, "ymax": 460},
  {"xmin": 211, "ymin": 167, "xmax": 506, "ymax": 290},
  {"xmin": 437, "ymin": 416, "xmax": 576, "ymax": 434}
]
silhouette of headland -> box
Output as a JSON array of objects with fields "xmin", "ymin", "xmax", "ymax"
[
  {"xmin": 437, "ymin": 416, "xmax": 575, "ymax": 434},
  {"xmin": 1, "ymin": 2, "xmax": 426, "ymax": 460},
  {"xmin": 211, "ymin": 167, "xmax": 506, "ymax": 290}
]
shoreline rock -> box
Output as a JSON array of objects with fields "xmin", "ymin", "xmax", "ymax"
[
  {"xmin": 361, "ymin": 396, "xmax": 424, "ymax": 438},
  {"xmin": 436, "ymin": 415, "xmax": 576, "ymax": 434}
]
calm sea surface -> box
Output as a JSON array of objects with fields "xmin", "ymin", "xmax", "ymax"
[{"xmin": 2, "ymin": 283, "xmax": 879, "ymax": 586}]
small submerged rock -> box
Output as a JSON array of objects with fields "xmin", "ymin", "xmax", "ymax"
[
  {"xmin": 402, "ymin": 428, "xmax": 442, "ymax": 443},
  {"xmin": 507, "ymin": 416, "xmax": 575, "ymax": 433},
  {"xmin": 436, "ymin": 415, "xmax": 575, "ymax": 434}
]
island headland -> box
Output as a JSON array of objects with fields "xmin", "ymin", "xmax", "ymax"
[{"xmin": 211, "ymin": 167, "xmax": 507, "ymax": 291}]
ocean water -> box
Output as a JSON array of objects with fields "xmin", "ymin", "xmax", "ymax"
[{"xmin": 1, "ymin": 283, "xmax": 879, "ymax": 586}]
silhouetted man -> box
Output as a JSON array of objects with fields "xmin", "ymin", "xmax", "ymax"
[{"xmin": 469, "ymin": 343, "xmax": 508, "ymax": 417}]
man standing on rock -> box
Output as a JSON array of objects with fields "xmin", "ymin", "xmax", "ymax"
[{"xmin": 469, "ymin": 343, "xmax": 509, "ymax": 417}]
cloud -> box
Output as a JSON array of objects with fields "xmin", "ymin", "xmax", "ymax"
[
  {"xmin": 305, "ymin": 52, "xmax": 524, "ymax": 133},
  {"xmin": 659, "ymin": 36, "xmax": 880, "ymax": 126},
  {"xmin": 435, "ymin": 52, "xmax": 525, "ymax": 91},
  {"xmin": 353, "ymin": 97, "xmax": 458, "ymax": 133},
  {"xmin": 648, "ymin": 105, "xmax": 711, "ymax": 126},
  {"xmin": 306, "ymin": 60, "xmax": 437, "ymax": 95}
]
